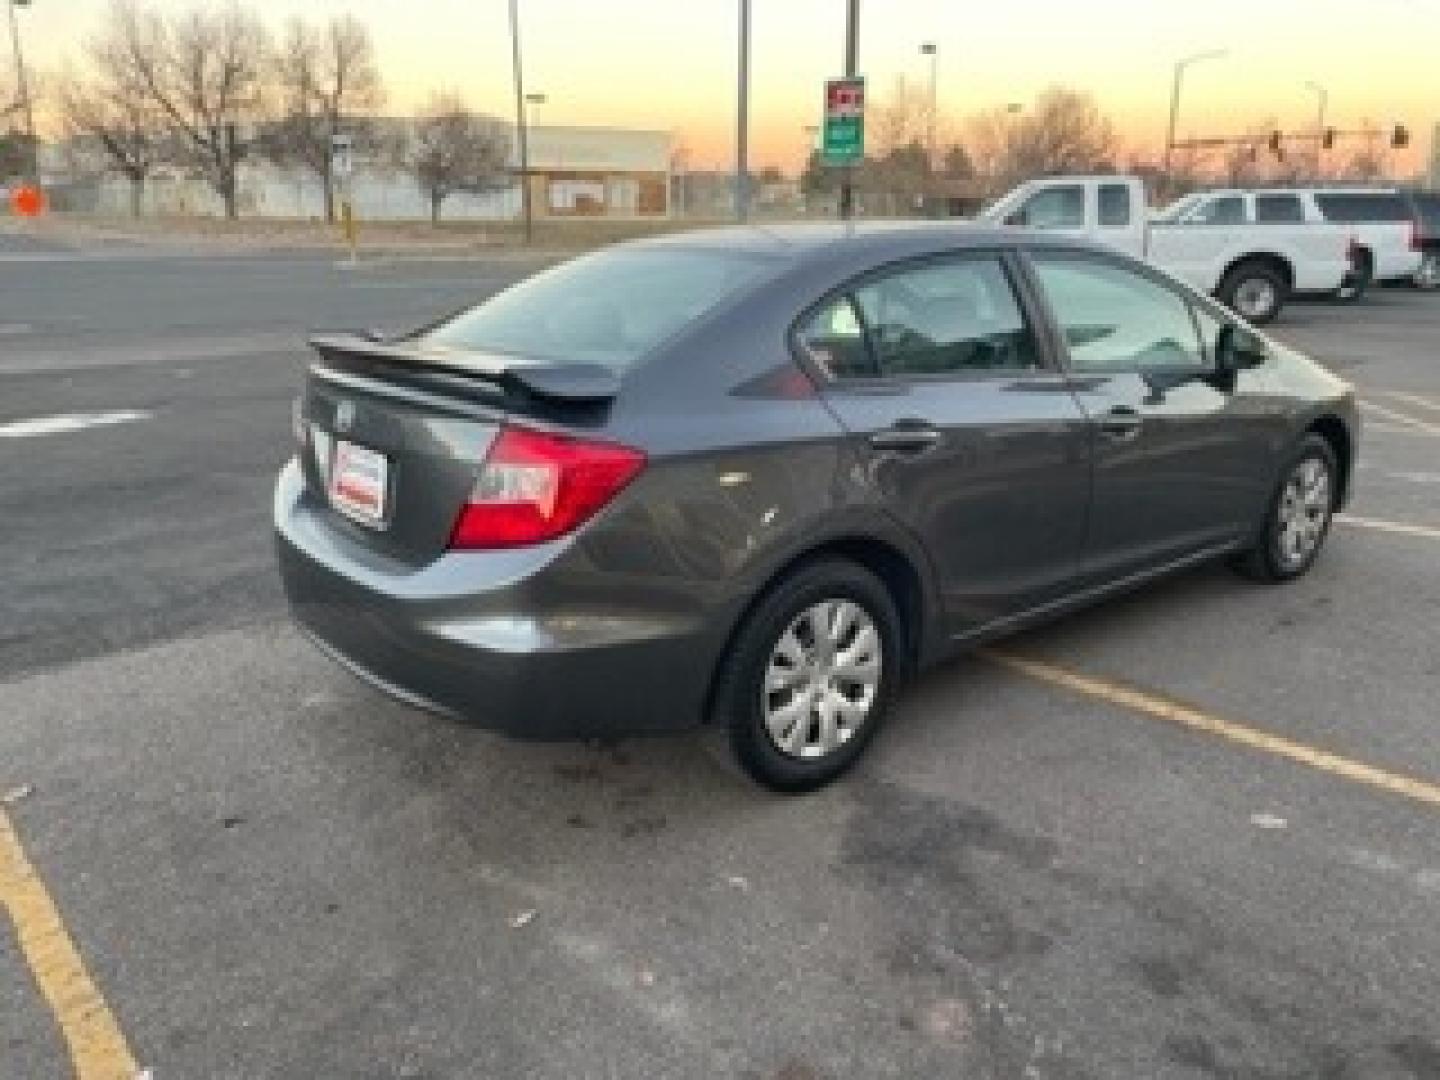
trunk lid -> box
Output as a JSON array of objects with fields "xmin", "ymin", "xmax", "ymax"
[{"xmin": 297, "ymin": 333, "xmax": 619, "ymax": 565}]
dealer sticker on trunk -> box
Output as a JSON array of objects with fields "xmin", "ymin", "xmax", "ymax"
[{"xmin": 328, "ymin": 439, "xmax": 389, "ymax": 526}]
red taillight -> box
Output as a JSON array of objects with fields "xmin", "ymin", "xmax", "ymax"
[{"xmin": 449, "ymin": 425, "xmax": 646, "ymax": 550}]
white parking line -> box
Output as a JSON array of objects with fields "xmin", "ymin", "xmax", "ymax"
[
  {"xmin": 1377, "ymin": 390, "xmax": 1440, "ymax": 414},
  {"xmin": 1337, "ymin": 515, "xmax": 1440, "ymax": 541},
  {"xmin": 0, "ymin": 410, "xmax": 152, "ymax": 439},
  {"xmin": 1360, "ymin": 400, "xmax": 1440, "ymax": 437}
]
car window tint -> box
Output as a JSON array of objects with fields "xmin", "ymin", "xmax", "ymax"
[
  {"xmin": 1190, "ymin": 196, "xmax": 1246, "ymax": 225},
  {"xmin": 796, "ymin": 295, "xmax": 877, "ymax": 379},
  {"xmin": 423, "ymin": 247, "xmax": 773, "ymax": 370},
  {"xmin": 1255, "ymin": 195, "xmax": 1304, "ymax": 223},
  {"xmin": 1314, "ymin": 193, "xmax": 1410, "ymax": 222},
  {"xmin": 839, "ymin": 256, "xmax": 1040, "ymax": 378},
  {"xmin": 1013, "ymin": 186, "xmax": 1084, "ymax": 229},
  {"xmin": 1098, "ymin": 184, "xmax": 1132, "ymax": 228},
  {"xmin": 1032, "ymin": 255, "xmax": 1206, "ymax": 373}
]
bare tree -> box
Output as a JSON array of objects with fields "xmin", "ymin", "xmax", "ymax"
[
  {"xmin": 870, "ymin": 75, "xmax": 934, "ymax": 158},
  {"xmin": 1004, "ymin": 87, "xmax": 1116, "ymax": 181},
  {"xmin": 59, "ymin": 42, "xmax": 165, "ymax": 217},
  {"xmin": 104, "ymin": 0, "xmax": 271, "ymax": 219},
  {"xmin": 404, "ymin": 92, "xmax": 510, "ymax": 224},
  {"xmin": 265, "ymin": 14, "xmax": 383, "ymax": 222}
]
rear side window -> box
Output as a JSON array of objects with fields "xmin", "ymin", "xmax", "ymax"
[
  {"xmin": 1314, "ymin": 193, "xmax": 1410, "ymax": 222},
  {"xmin": 1031, "ymin": 253, "xmax": 1206, "ymax": 373},
  {"xmin": 423, "ymin": 247, "xmax": 773, "ymax": 370},
  {"xmin": 1098, "ymin": 184, "xmax": 1132, "ymax": 228},
  {"xmin": 1189, "ymin": 196, "xmax": 1246, "ymax": 225},
  {"xmin": 1255, "ymin": 195, "xmax": 1304, "ymax": 223},
  {"xmin": 798, "ymin": 255, "xmax": 1041, "ymax": 379},
  {"xmin": 1010, "ymin": 186, "xmax": 1084, "ymax": 229},
  {"xmin": 1406, "ymin": 192, "xmax": 1440, "ymax": 234}
]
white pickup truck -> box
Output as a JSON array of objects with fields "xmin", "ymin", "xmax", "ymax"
[{"xmin": 979, "ymin": 175, "xmax": 1353, "ymax": 324}]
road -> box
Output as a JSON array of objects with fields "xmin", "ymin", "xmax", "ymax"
[{"xmin": 3, "ymin": 226, "xmax": 1440, "ymax": 1079}]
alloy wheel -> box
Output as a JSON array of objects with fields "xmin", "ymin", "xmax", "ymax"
[
  {"xmin": 762, "ymin": 599, "xmax": 882, "ymax": 759},
  {"xmin": 1234, "ymin": 278, "xmax": 1277, "ymax": 322},
  {"xmin": 1275, "ymin": 457, "xmax": 1333, "ymax": 570}
]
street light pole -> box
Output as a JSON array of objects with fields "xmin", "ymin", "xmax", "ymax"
[
  {"xmin": 736, "ymin": 0, "xmax": 750, "ymax": 222},
  {"xmin": 1164, "ymin": 48, "xmax": 1227, "ymax": 193},
  {"xmin": 839, "ymin": 0, "xmax": 859, "ymax": 220},
  {"xmin": 6, "ymin": 0, "xmax": 37, "ymax": 183},
  {"xmin": 920, "ymin": 41, "xmax": 937, "ymax": 168},
  {"xmin": 508, "ymin": 0, "xmax": 532, "ymax": 244},
  {"xmin": 1305, "ymin": 80, "xmax": 1328, "ymax": 180}
]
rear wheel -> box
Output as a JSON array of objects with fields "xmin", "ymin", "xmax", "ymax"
[
  {"xmin": 1219, "ymin": 261, "xmax": 1286, "ymax": 325},
  {"xmin": 1231, "ymin": 435, "xmax": 1338, "ymax": 582},
  {"xmin": 708, "ymin": 560, "xmax": 901, "ymax": 793}
]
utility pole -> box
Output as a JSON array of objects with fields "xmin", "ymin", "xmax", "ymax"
[
  {"xmin": 735, "ymin": 0, "xmax": 750, "ymax": 221},
  {"xmin": 1164, "ymin": 49, "xmax": 1227, "ymax": 194},
  {"xmin": 839, "ymin": 0, "xmax": 859, "ymax": 220},
  {"xmin": 6, "ymin": 0, "xmax": 36, "ymax": 183},
  {"xmin": 920, "ymin": 41, "xmax": 937, "ymax": 168},
  {"xmin": 508, "ymin": 0, "xmax": 533, "ymax": 244},
  {"xmin": 1305, "ymin": 80, "xmax": 1328, "ymax": 180}
]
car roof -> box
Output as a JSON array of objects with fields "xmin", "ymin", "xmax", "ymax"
[{"xmin": 626, "ymin": 220, "xmax": 1100, "ymax": 263}]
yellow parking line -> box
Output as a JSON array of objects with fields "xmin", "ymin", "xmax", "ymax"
[
  {"xmin": 981, "ymin": 650, "xmax": 1440, "ymax": 808},
  {"xmin": 1337, "ymin": 514, "xmax": 1440, "ymax": 541},
  {"xmin": 1359, "ymin": 400, "xmax": 1440, "ymax": 436},
  {"xmin": 0, "ymin": 809, "xmax": 138, "ymax": 1080}
]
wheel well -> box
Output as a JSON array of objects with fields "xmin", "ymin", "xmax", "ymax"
[
  {"xmin": 702, "ymin": 536, "xmax": 927, "ymax": 724},
  {"xmin": 1308, "ymin": 415, "xmax": 1353, "ymax": 505},
  {"xmin": 1225, "ymin": 253, "xmax": 1293, "ymax": 290}
]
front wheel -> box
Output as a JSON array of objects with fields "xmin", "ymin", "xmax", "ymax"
[
  {"xmin": 708, "ymin": 560, "xmax": 902, "ymax": 793},
  {"xmin": 1231, "ymin": 434, "xmax": 1338, "ymax": 582},
  {"xmin": 1218, "ymin": 261, "xmax": 1286, "ymax": 325}
]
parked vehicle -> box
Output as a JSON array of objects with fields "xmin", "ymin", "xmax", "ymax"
[
  {"xmin": 1399, "ymin": 189, "xmax": 1440, "ymax": 290},
  {"xmin": 275, "ymin": 224, "xmax": 1359, "ymax": 792},
  {"xmin": 980, "ymin": 175, "xmax": 1353, "ymax": 324},
  {"xmin": 1258, "ymin": 187, "xmax": 1425, "ymax": 291}
]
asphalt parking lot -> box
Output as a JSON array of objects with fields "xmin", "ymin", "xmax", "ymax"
[{"xmin": 3, "ymin": 228, "xmax": 1440, "ymax": 1079}]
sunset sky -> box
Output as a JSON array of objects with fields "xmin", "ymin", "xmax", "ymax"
[{"xmin": 17, "ymin": 0, "xmax": 1438, "ymax": 172}]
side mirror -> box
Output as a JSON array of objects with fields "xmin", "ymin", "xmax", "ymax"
[{"xmin": 1216, "ymin": 324, "xmax": 1267, "ymax": 374}]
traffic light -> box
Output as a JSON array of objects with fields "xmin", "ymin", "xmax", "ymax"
[
  {"xmin": 1267, "ymin": 130, "xmax": 1283, "ymax": 156},
  {"xmin": 1392, "ymin": 124, "xmax": 1410, "ymax": 149},
  {"xmin": 1322, "ymin": 128, "xmax": 1336, "ymax": 150}
]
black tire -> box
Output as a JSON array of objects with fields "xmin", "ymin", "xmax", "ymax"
[
  {"xmin": 707, "ymin": 559, "xmax": 903, "ymax": 793},
  {"xmin": 1231, "ymin": 434, "xmax": 1339, "ymax": 583},
  {"xmin": 1334, "ymin": 249, "xmax": 1373, "ymax": 304},
  {"xmin": 1218, "ymin": 260, "xmax": 1287, "ymax": 325}
]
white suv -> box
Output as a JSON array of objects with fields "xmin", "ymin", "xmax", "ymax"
[{"xmin": 1257, "ymin": 188, "xmax": 1422, "ymax": 289}]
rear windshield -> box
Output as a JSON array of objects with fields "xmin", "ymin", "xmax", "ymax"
[{"xmin": 421, "ymin": 247, "xmax": 774, "ymax": 370}]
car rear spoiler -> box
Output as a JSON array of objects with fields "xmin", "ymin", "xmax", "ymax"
[{"xmin": 307, "ymin": 332, "xmax": 622, "ymax": 404}]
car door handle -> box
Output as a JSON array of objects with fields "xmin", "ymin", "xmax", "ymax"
[
  {"xmin": 1098, "ymin": 406, "xmax": 1143, "ymax": 441},
  {"xmin": 869, "ymin": 421, "xmax": 943, "ymax": 451}
]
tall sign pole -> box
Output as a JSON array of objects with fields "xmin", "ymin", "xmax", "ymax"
[
  {"xmin": 508, "ymin": 0, "xmax": 533, "ymax": 244},
  {"xmin": 735, "ymin": 0, "xmax": 750, "ymax": 222},
  {"xmin": 6, "ymin": 0, "xmax": 36, "ymax": 183},
  {"xmin": 839, "ymin": 0, "xmax": 860, "ymax": 220}
]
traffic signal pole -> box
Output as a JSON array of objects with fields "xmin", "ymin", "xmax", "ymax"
[{"xmin": 6, "ymin": 0, "xmax": 37, "ymax": 183}]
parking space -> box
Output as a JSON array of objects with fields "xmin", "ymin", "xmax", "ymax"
[{"xmin": 3, "ymin": 247, "xmax": 1440, "ymax": 1078}]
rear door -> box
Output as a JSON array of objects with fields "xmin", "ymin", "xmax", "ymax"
[
  {"xmin": 797, "ymin": 250, "xmax": 1092, "ymax": 636},
  {"xmin": 1020, "ymin": 248, "xmax": 1271, "ymax": 583}
]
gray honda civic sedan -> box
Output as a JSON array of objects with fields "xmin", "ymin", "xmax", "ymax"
[{"xmin": 275, "ymin": 223, "xmax": 1358, "ymax": 791}]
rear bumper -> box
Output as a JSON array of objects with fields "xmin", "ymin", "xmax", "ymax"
[{"xmin": 273, "ymin": 460, "xmax": 717, "ymax": 739}]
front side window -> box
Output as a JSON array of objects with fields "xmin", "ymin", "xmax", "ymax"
[
  {"xmin": 1256, "ymin": 195, "xmax": 1304, "ymax": 223},
  {"xmin": 1098, "ymin": 184, "xmax": 1132, "ymax": 228},
  {"xmin": 1189, "ymin": 196, "xmax": 1246, "ymax": 225},
  {"xmin": 1031, "ymin": 254, "xmax": 1206, "ymax": 373},
  {"xmin": 798, "ymin": 255, "xmax": 1041, "ymax": 379},
  {"xmin": 1011, "ymin": 186, "xmax": 1084, "ymax": 229}
]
